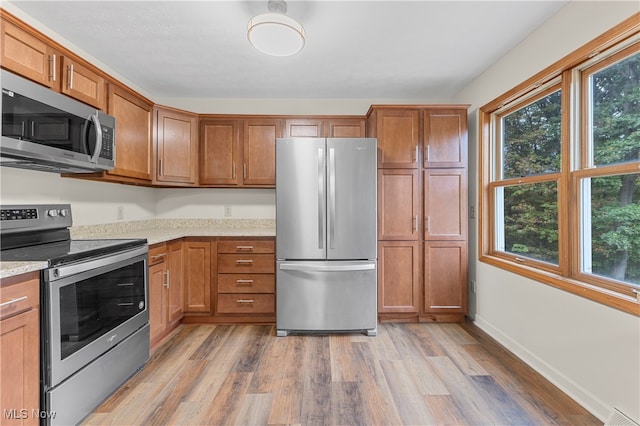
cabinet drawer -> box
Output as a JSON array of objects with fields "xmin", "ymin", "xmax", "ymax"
[
  {"xmin": 218, "ymin": 254, "xmax": 275, "ymax": 273},
  {"xmin": 0, "ymin": 277, "xmax": 39, "ymax": 321},
  {"xmin": 216, "ymin": 294, "xmax": 275, "ymax": 314},
  {"xmin": 217, "ymin": 274, "xmax": 274, "ymax": 294},
  {"xmin": 217, "ymin": 240, "xmax": 274, "ymax": 254},
  {"xmin": 148, "ymin": 244, "xmax": 167, "ymax": 265}
]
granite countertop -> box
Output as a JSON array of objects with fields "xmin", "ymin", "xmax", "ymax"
[{"xmin": 1, "ymin": 218, "xmax": 275, "ymax": 279}]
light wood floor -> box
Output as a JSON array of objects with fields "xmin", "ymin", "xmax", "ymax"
[{"xmin": 83, "ymin": 322, "xmax": 601, "ymax": 425}]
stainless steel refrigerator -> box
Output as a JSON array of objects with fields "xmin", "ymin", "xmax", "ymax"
[{"xmin": 276, "ymin": 137, "xmax": 377, "ymax": 336}]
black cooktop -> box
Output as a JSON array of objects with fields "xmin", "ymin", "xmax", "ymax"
[{"xmin": 0, "ymin": 238, "xmax": 147, "ymax": 267}]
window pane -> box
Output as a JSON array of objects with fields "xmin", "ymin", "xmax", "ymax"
[
  {"xmin": 590, "ymin": 51, "xmax": 640, "ymax": 166},
  {"xmin": 497, "ymin": 181, "xmax": 559, "ymax": 264},
  {"xmin": 583, "ymin": 173, "xmax": 640, "ymax": 284},
  {"xmin": 501, "ymin": 90, "xmax": 561, "ymax": 179}
]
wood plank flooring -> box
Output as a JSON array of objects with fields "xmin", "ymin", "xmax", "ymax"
[{"xmin": 82, "ymin": 322, "xmax": 602, "ymax": 425}]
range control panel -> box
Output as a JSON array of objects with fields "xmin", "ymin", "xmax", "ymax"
[
  {"xmin": 0, "ymin": 208, "xmax": 39, "ymax": 221},
  {"xmin": 0, "ymin": 204, "xmax": 72, "ymax": 233}
]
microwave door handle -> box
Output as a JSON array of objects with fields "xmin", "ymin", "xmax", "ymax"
[{"xmin": 88, "ymin": 113, "xmax": 103, "ymax": 163}]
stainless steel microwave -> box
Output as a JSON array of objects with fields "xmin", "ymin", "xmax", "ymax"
[{"xmin": 1, "ymin": 70, "xmax": 115, "ymax": 173}]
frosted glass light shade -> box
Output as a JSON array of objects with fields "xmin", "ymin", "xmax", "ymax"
[{"xmin": 247, "ymin": 13, "xmax": 305, "ymax": 57}]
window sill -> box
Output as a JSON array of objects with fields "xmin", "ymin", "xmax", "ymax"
[{"xmin": 479, "ymin": 254, "xmax": 640, "ymax": 317}]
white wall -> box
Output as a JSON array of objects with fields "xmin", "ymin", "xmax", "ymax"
[
  {"xmin": 0, "ymin": 167, "xmax": 156, "ymax": 226},
  {"xmin": 454, "ymin": 1, "xmax": 640, "ymax": 423},
  {"xmin": 155, "ymin": 188, "xmax": 275, "ymax": 219}
]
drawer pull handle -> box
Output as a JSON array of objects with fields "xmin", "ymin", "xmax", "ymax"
[
  {"xmin": 0, "ymin": 296, "xmax": 28, "ymax": 308},
  {"xmin": 236, "ymin": 279, "xmax": 254, "ymax": 284},
  {"xmin": 236, "ymin": 299, "xmax": 254, "ymax": 304},
  {"xmin": 236, "ymin": 246, "xmax": 254, "ymax": 251},
  {"xmin": 151, "ymin": 253, "xmax": 167, "ymax": 260},
  {"xmin": 236, "ymin": 259, "xmax": 253, "ymax": 264}
]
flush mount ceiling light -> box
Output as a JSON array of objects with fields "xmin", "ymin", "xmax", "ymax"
[{"xmin": 247, "ymin": 0, "xmax": 305, "ymax": 57}]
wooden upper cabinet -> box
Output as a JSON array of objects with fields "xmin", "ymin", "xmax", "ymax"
[
  {"xmin": 328, "ymin": 118, "xmax": 366, "ymax": 138},
  {"xmin": 107, "ymin": 84, "xmax": 153, "ymax": 181},
  {"xmin": 154, "ymin": 106, "xmax": 198, "ymax": 185},
  {"xmin": 1, "ymin": 18, "xmax": 59, "ymax": 89},
  {"xmin": 369, "ymin": 108, "xmax": 420, "ymax": 168},
  {"xmin": 284, "ymin": 118, "xmax": 324, "ymax": 138},
  {"xmin": 423, "ymin": 168, "xmax": 468, "ymax": 241},
  {"xmin": 200, "ymin": 120, "xmax": 241, "ymax": 185},
  {"xmin": 423, "ymin": 109, "xmax": 467, "ymax": 168},
  {"xmin": 243, "ymin": 119, "xmax": 281, "ymax": 186},
  {"xmin": 60, "ymin": 56, "xmax": 106, "ymax": 110},
  {"xmin": 283, "ymin": 117, "xmax": 366, "ymax": 138},
  {"xmin": 378, "ymin": 169, "xmax": 420, "ymax": 240}
]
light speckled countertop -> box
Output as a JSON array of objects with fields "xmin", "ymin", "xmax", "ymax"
[{"xmin": 1, "ymin": 219, "xmax": 275, "ymax": 279}]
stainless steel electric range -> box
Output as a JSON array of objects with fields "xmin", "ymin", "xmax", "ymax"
[{"xmin": 0, "ymin": 204, "xmax": 150, "ymax": 426}]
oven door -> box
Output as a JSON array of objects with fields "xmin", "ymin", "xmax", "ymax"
[{"xmin": 43, "ymin": 245, "xmax": 148, "ymax": 388}]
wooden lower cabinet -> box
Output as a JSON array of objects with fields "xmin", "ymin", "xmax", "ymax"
[
  {"xmin": 377, "ymin": 240, "xmax": 420, "ymax": 314},
  {"xmin": 167, "ymin": 241, "xmax": 184, "ymax": 325},
  {"xmin": 422, "ymin": 241, "xmax": 467, "ymax": 321},
  {"xmin": 215, "ymin": 239, "xmax": 275, "ymax": 318},
  {"xmin": 0, "ymin": 272, "xmax": 40, "ymax": 425},
  {"xmin": 183, "ymin": 239, "xmax": 212, "ymax": 314},
  {"xmin": 148, "ymin": 242, "xmax": 184, "ymax": 346}
]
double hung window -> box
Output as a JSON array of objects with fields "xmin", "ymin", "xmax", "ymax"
[{"xmin": 480, "ymin": 19, "xmax": 639, "ymax": 315}]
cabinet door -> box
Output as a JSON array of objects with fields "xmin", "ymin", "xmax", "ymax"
[
  {"xmin": 1, "ymin": 19, "xmax": 58, "ymax": 89},
  {"xmin": 284, "ymin": 118, "xmax": 324, "ymax": 137},
  {"xmin": 148, "ymin": 261, "xmax": 167, "ymax": 343},
  {"xmin": 423, "ymin": 109, "xmax": 467, "ymax": 168},
  {"xmin": 107, "ymin": 84, "xmax": 153, "ymax": 181},
  {"xmin": 376, "ymin": 109, "xmax": 419, "ymax": 168},
  {"xmin": 378, "ymin": 241, "xmax": 420, "ymax": 313},
  {"xmin": 243, "ymin": 119, "xmax": 281, "ymax": 185},
  {"xmin": 0, "ymin": 275, "xmax": 40, "ymax": 426},
  {"xmin": 1, "ymin": 308, "xmax": 40, "ymax": 426},
  {"xmin": 167, "ymin": 240, "xmax": 184, "ymax": 326},
  {"xmin": 328, "ymin": 118, "xmax": 365, "ymax": 138},
  {"xmin": 199, "ymin": 120, "xmax": 241, "ymax": 185},
  {"xmin": 378, "ymin": 169, "xmax": 420, "ymax": 240},
  {"xmin": 60, "ymin": 56, "xmax": 106, "ymax": 110},
  {"xmin": 424, "ymin": 169, "xmax": 467, "ymax": 241},
  {"xmin": 424, "ymin": 241, "xmax": 467, "ymax": 313},
  {"xmin": 155, "ymin": 107, "xmax": 198, "ymax": 185},
  {"xmin": 183, "ymin": 241, "xmax": 211, "ymax": 313}
]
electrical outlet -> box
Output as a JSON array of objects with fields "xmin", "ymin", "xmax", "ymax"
[
  {"xmin": 470, "ymin": 206, "xmax": 475, "ymax": 219},
  {"xmin": 117, "ymin": 206, "xmax": 124, "ymax": 220},
  {"xmin": 471, "ymin": 280, "xmax": 477, "ymax": 293},
  {"xmin": 224, "ymin": 206, "xmax": 232, "ymax": 217}
]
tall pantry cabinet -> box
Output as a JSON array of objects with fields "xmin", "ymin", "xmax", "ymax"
[{"xmin": 367, "ymin": 105, "xmax": 469, "ymax": 322}]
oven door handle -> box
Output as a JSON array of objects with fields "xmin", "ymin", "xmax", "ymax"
[{"xmin": 46, "ymin": 245, "xmax": 148, "ymax": 282}]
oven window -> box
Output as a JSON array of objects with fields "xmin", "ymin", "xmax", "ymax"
[{"xmin": 58, "ymin": 260, "xmax": 145, "ymax": 359}]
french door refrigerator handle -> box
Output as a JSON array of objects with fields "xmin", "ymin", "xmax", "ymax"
[
  {"xmin": 318, "ymin": 147, "xmax": 325, "ymax": 249},
  {"xmin": 328, "ymin": 147, "xmax": 336, "ymax": 249},
  {"xmin": 279, "ymin": 263, "xmax": 375, "ymax": 272}
]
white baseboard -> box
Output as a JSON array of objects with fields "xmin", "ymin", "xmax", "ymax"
[{"xmin": 473, "ymin": 314, "xmax": 611, "ymax": 422}]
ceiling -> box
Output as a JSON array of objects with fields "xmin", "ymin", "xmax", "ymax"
[{"xmin": 7, "ymin": 1, "xmax": 569, "ymax": 100}]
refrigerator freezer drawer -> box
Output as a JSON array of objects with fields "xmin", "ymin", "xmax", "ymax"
[{"xmin": 276, "ymin": 260, "xmax": 377, "ymax": 336}]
